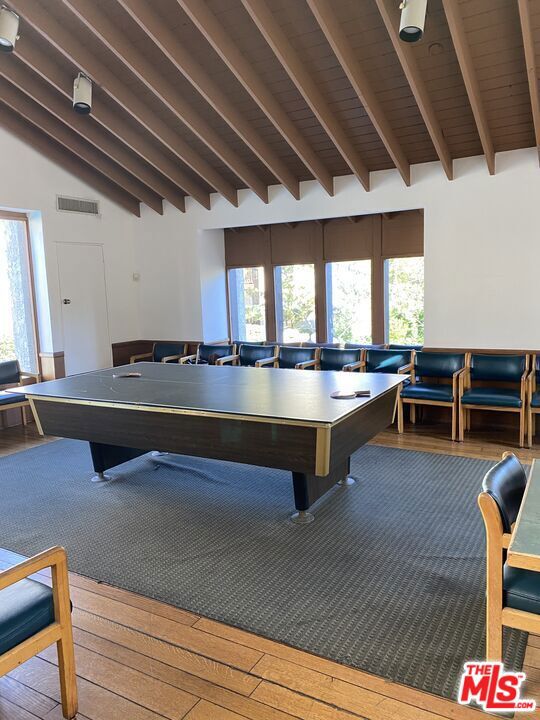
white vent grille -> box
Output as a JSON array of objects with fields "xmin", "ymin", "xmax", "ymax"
[{"xmin": 56, "ymin": 195, "xmax": 100, "ymax": 216}]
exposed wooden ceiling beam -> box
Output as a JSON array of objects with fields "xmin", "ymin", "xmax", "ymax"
[
  {"xmin": 0, "ymin": 74, "xmax": 163, "ymax": 214},
  {"xmin": 178, "ymin": 0, "xmax": 334, "ymax": 197},
  {"xmin": 119, "ymin": 0, "xmax": 299, "ymax": 201},
  {"xmin": 9, "ymin": 0, "xmax": 220, "ymax": 209},
  {"xmin": 307, "ymin": 0, "xmax": 410, "ymax": 187},
  {"xmin": 518, "ymin": 0, "xmax": 540, "ymax": 164},
  {"xmin": 0, "ymin": 101, "xmax": 140, "ymax": 216},
  {"xmin": 441, "ymin": 0, "xmax": 495, "ymax": 175},
  {"xmin": 4, "ymin": 53, "xmax": 181, "ymax": 213},
  {"xmin": 13, "ymin": 38, "xmax": 186, "ymax": 213},
  {"xmin": 63, "ymin": 0, "xmax": 268, "ymax": 205},
  {"xmin": 375, "ymin": 0, "xmax": 453, "ymax": 181},
  {"xmin": 241, "ymin": 0, "xmax": 370, "ymax": 191}
]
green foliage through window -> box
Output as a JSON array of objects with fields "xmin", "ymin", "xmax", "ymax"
[{"xmin": 385, "ymin": 256, "xmax": 424, "ymax": 345}]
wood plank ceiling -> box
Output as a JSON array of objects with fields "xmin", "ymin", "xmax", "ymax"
[{"xmin": 0, "ymin": 0, "xmax": 538, "ymax": 216}]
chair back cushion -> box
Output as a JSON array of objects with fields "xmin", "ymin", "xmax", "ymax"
[
  {"xmin": 345, "ymin": 343, "xmax": 385, "ymax": 350},
  {"xmin": 239, "ymin": 344, "xmax": 274, "ymax": 366},
  {"xmin": 415, "ymin": 352, "xmax": 465, "ymax": 379},
  {"xmin": 301, "ymin": 342, "xmax": 342, "ymax": 348},
  {"xmin": 0, "ymin": 359, "xmax": 21, "ymax": 386},
  {"xmin": 233, "ymin": 340, "xmax": 265, "ymax": 346},
  {"xmin": 482, "ymin": 453, "xmax": 527, "ymax": 533},
  {"xmin": 198, "ymin": 344, "xmax": 235, "ymax": 364},
  {"xmin": 153, "ymin": 342, "xmax": 186, "ymax": 363},
  {"xmin": 365, "ymin": 349, "xmax": 411, "ymax": 373},
  {"xmin": 0, "ymin": 578, "xmax": 54, "ymax": 655},
  {"xmin": 278, "ymin": 346, "xmax": 317, "ymax": 369},
  {"xmin": 388, "ymin": 344, "xmax": 423, "ymax": 351},
  {"xmin": 320, "ymin": 348, "xmax": 361, "ymax": 372},
  {"xmin": 470, "ymin": 354, "xmax": 527, "ymax": 382}
]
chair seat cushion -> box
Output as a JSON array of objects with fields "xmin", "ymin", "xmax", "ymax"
[
  {"xmin": 532, "ymin": 391, "xmax": 540, "ymax": 408},
  {"xmin": 461, "ymin": 387, "xmax": 522, "ymax": 408},
  {"xmin": 401, "ymin": 383, "xmax": 454, "ymax": 402},
  {"xmin": 504, "ymin": 564, "xmax": 540, "ymax": 615},
  {"xmin": 0, "ymin": 391, "xmax": 26, "ymax": 406},
  {"xmin": 0, "ymin": 578, "xmax": 54, "ymax": 655}
]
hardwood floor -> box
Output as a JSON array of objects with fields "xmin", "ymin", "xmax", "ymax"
[{"xmin": 1, "ymin": 422, "xmax": 540, "ymax": 720}]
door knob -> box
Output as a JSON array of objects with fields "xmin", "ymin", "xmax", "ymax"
[{"xmin": 63, "ymin": 298, "xmax": 71, "ymax": 304}]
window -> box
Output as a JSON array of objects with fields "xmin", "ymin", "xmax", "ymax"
[
  {"xmin": 0, "ymin": 215, "xmax": 38, "ymax": 373},
  {"xmin": 274, "ymin": 264, "xmax": 316, "ymax": 343},
  {"xmin": 228, "ymin": 266, "xmax": 266, "ymax": 342},
  {"xmin": 326, "ymin": 260, "xmax": 372, "ymax": 344},
  {"xmin": 385, "ymin": 256, "xmax": 424, "ymax": 345}
]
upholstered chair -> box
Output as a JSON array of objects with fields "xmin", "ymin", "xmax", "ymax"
[
  {"xmin": 319, "ymin": 347, "xmax": 363, "ymax": 372},
  {"xmin": 130, "ymin": 342, "xmax": 188, "ymax": 364},
  {"xmin": 180, "ymin": 343, "xmax": 236, "ymax": 365},
  {"xmin": 386, "ymin": 343, "xmax": 424, "ymax": 351},
  {"xmin": 397, "ymin": 351, "xmax": 465, "ymax": 440},
  {"xmin": 0, "ymin": 547, "xmax": 78, "ymax": 718},
  {"xmin": 0, "ymin": 359, "xmax": 39, "ymax": 427},
  {"xmin": 459, "ymin": 354, "xmax": 529, "ymax": 447},
  {"xmin": 217, "ymin": 343, "xmax": 278, "ymax": 367},
  {"xmin": 256, "ymin": 346, "xmax": 319, "ymax": 370},
  {"xmin": 345, "ymin": 342, "xmax": 385, "ymax": 351},
  {"xmin": 361, "ymin": 348, "xmax": 413, "ymax": 375},
  {"xmin": 478, "ymin": 453, "xmax": 540, "ymax": 660},
  {"xmin": 527, "ymin": 354, "xmax": 540, "ymax": 447}
]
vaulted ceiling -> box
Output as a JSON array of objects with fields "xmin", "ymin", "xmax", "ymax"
[{"xmin": 0, "ymin": 0, "xmax": 538, "ymax": 216}]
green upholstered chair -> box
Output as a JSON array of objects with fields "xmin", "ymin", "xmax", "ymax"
[
  {"xmin": 0, "ymin": 547, "xmax": 78, "ymax": 718},
  {"xmin": 459, "ymin": 354, "xmax": 529, "ymax": 447},
  {"xmin": 361, "ymin": 348, "xmax": 413, "ymax": 375},
  {"xmin": 180, "ymin": 343, "xmax": 236, "ymax": 365},
  {"xmin": 397, "ymin": 351, "xmax": 465, "ymax": 440},
  {"xmin": 0, "ymin": 359, "xmax": 39, "ymax": 428},
  {"xmin": 256, "ymin": 346, "xmax": 319, "ymax": 370},
  {"xmin": 217, "ymin": 343, "xmax": 278, "ymax": 367},
  {"xmin": 478, "ymin": 453, "xmax": 540, "ymax": 660},
  {"xmin": 319, "ymin": 347, "xmax": 363, "ymax": 372},
  {"xmin": 527, "ymin": 354, "xmax": 540, "ymax": 447},
  {"xmin": 130, "ymin": 342, "xmax": 188, "ymax": 364}
]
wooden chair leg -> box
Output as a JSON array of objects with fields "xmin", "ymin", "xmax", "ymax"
[
  {"xmin": 528, "ymin": 407, "xmax": 533, "ymax": 448},
  {"xmin": 451, "ymin": 403, "xmax": 457, "ymax": 441},
  {"xmin": 410, "ymin": 404, "xmax": 416, "ymax": 424},
  {"xmin": 57, "ymin": 632, "xmax": 78, "ymax": 719},
  {"xmin": 397, "ymin": 397, "xmax": 404, "ymax": 434},
  {"xmin": 519, "ymin": 408, "xmax": 525, "ymax": 449},
  {"xmin": 459, "ymin": 403, "xmax": 465, "ymax": 442}
]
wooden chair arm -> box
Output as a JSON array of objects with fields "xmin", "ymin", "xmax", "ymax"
[
  {"xmin": 521, "ymin": 369, "xmax": 529, "ymax": 403},
  {"xmin": 528, "ymin": 369, "xmax": 536, "ymax": 399},
  {"xmin": 20, "ymin": 372, "xmax": 40, "ymax": 382},
  {"xmin": 255, "ymin": 356, "xmax": 278, "ymax": 368},
  {"xmin": 343, "ymin": 360, "xmax": 365, "ymax": 372},
  {"xmin": 216, "ymin": 354, "xmax": 240, "ymax": 366},
  {"xmin": 160, "ymin": 354, "xmax": 183, "ymax": 363},
  {"xmin": 130, "ymin": 352, "xmax": 153, "ymax": 363},
  {"xmin": 179, "ymin": 354, "xmax": 197, "ymax": 364},
  {"xmin": 398, "ymin": 363, "xmax": 412, "ymax": 374},
  {"xmin": 0, "ymin": 546, "xmax": 67, "ymax": 592},
  {"xmin": 295, "ymin": 359, "xmax": 319, "ymax": 370},
  {"xmin": 458, "ymin": 367, "xmax": 470, "ymax": 397}
]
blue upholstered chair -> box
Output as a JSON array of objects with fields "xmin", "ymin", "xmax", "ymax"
[
  {"xmin": 459, "ymin": 354, "xmax": 529, "ymax": 447},
  {"xmin": 387, "ymin": 344, "xmax": 424, "ymax": 351},
  {"xmin": 478, "ymin": 453, "xmax": 540, "ymax": 660},
  {"xmin": 527, "ymin": 354, "xmax": 540, "ymax": 447},
  {"xmin": 397, "ymin": 352, "xmax": 465, "ymax": 440},
  {"xmin": 217, "ymin": 343, "xmax": 278, "ymax": 367},
  {"xmin": 0, "ymin": 547, "xmax": 77, "ymax": 718},
  {"xmin": 180, "ymin": 343, "xmax": 236, "ymax": 365},
  {"xmin": 345, "ymin": 342, "xmax": 385, "ymax": 351},
  {"xmin": 0, "ymin": 359, "xmax": 39, "ymax": 427},
  {"xmin": 319, "ymin": 347, "xmax": 363, "ymax": 372},
  {"xmin": 130, "ymin": 342, "xmax": 188, "ymax": 364},
  {"xmin": 361, "ymin": 348, "xmax": 413, "ymax": 375},
  {"xmin": 256, "ymin": 346, "xmax": 319, "ymax": 370}
]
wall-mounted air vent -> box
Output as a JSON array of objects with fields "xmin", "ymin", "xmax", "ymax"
[{"xmin": 56, "ymin": 195, "xmax": 100, "ymax": 217}]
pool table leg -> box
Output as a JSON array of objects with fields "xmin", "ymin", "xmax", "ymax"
[
  {"xmin": 290, "ymin": 458, "xmax": 351, "ymax": 524},
  {"xmin": 89, "ymin": 442, "xmax": 147, "ymax": 483}
]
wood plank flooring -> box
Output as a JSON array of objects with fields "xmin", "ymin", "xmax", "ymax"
[{"xmin": 1, "ymin": 422, "xmax": 540, "ymax": 719}]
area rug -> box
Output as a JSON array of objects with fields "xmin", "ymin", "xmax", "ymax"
[{"xmin": 0, "ymin": 439, "xmax": 527, "ymax": 700}]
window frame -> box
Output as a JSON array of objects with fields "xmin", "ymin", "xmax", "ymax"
[
  {"xmin": 325, "ymin": 258, "xmax": 373, "ymax": 345},
  {"xmin": 273, "ymin": 262, "xmax": 317, "ymax": 345},
  {"xmin": 0, "ymin": 210, "xmax": 40, "ymax": 374},
  {"xmin": 226, "ymin": 264, "xmax": 268, "ymax": 343},
  {"xmin": 383, "ymin": 254, "xmax": 425, "ymax": 346}
]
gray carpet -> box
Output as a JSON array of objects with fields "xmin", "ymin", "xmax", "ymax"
[{"xmin": 0, "ymin": 439, "xmax": 527, "ymax": 700}]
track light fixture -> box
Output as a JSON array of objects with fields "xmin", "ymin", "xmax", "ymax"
[
  {"xmin": 73, "ymin": 72, "xmax": 92, "ymax": 114},
  {"xmin": 399, "ymin": 0, "xmax": 427, "ymax": 43},
  {"xmin": 0, "ymin": 5, "xmax": 19, "ymax": 53}
]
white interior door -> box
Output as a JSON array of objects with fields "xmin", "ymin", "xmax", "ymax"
[{"xmin": 57, "ymin": 242, "xmax": 112, "ymax": 375}]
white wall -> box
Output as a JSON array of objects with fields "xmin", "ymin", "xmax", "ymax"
[
  {"xmin": 0, "ymin": 125, "xmax": 140, "ymax": 359},
  {"xmin": 133, "ymin": 146, "xmax": 540, "ymax": 350}
]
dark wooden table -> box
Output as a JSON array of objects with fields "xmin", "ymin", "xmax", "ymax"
[{"xmin": 25, "ymin": 363, "xmax": 404, "ymax": 523}]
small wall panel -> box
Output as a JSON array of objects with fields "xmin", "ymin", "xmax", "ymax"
[
  {"xmin": 382, "ymin": 210, "xmax": 424, "ymax": 257},
  {"xmin": 224, "ymin": 226, "xmax": 270, "ymax": 268},
  {"xmin": 323, "ymin": 216, "xmax": 375, "ymax": 261},
  {"xmin": 270, "ymin": 221, "xmax": 323, "ymax": 266}
]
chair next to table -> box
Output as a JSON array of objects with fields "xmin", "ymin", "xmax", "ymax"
[
  {"xmin": 459, "ymin": 353, "xmax": 529, "ymax": 447},
  {"xmin": 130, "ymin": 341, "xmax": 188, "ymax": 364},
  {"xmin": 361, "ymin": 348, "xmax": 413, "ymax": 375},
  {"xmin": 180, "ymin": 343, "xmax": 236, "ymax": 365},
  {"xmin": 0, "ymin": 359, "xmax": 40, "ymax": 427},
  {"xmin": 397, "ymin": 352, "xmax": 465, "ymax": 441},
  {"xmin": 255, "ymin": 345, "xmax": 319, "ymax": 369},
  {"xmin": 217, "ymin": 343, "xmax": 278, "ymax": 367},
  {"xmin": 528, "ymin": 354, "xmax": 540, "ymax": 447},
  {"xmin": 478, "ymin": 452, "xmax": 540, "ymax": 660},
  {"xmin": 319, "ymin": 347, "xmax": 363, "ymax": 372}
]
